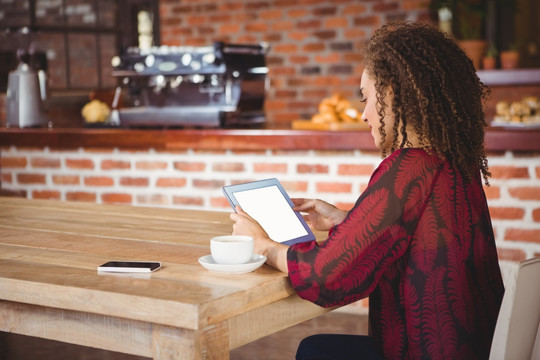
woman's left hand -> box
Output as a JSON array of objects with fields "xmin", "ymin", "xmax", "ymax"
[{"xmin": 229, "ymin": 206, "xmax": 289, "ymax": 272}]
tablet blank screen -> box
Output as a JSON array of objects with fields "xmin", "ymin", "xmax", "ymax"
[{"xmin": 233, "ymin": 185, "xmax": 308, "ymax": 243}]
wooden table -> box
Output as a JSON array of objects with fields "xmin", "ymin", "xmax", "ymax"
[{"xmin": 0, "ymin": 197, "xmax": 331, "ymax": 359}]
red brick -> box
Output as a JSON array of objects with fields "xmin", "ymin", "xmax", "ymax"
[
  {"xmin": 290, "ymin": 30, "xmax": 312, "ymax": 41},
  {"xmin": 338, "ymin": 164, "xmax": 374, "ymax": 176},
  {"xmin": 273, "ymin": 44, "xmax": 298, "ymax": 53},
  {"xmin": 344, "ymin": 28, "xmax": 367, "ymax": 40},
  {"xmin": 66, "ymin": 192, "xmax": 96, "ymax": 202},
  {"xmin": 373, "ymin": 2, "xmax": 400, "ymax": 12},
  {"xmin": 281, "ymin": 181, "xmax": 309, "ymax": 193},
  {"xmin": 489, "ymin": 166, "xmax": 529, "ymax": 179},
  {"xmin": 219, "ymin": 23, "xmax": 240, "ymax": 34},
  {"xmin": 316, "ymin": 182, "xmax": 352, "ymax": 193},
  {"xmin": 275, "ymin": 90, "xmax": 298, "ymax": 98},
  {"xmin": 156, "ymin": 177, "xmax": 187, "ymax": 187},
  {"xmin": 297, "ymin": 164, "xmax": 329, "ymax": 174},
  {"xmin": 536, "ymin": 166, "xmax": 540, "ymax": 178},
  {"xmin": 489, "ymin": 207, "xmax": 525, "ymax": 220},
  {"xmin": 290, "ymin": 54, "xmax": 310, "ymax": 64},
  {"xmin": 17, "ymin": 174, "xmax": 46, "ymax": 184},
  {"xmin": 187, "ymin": 15, "xmax": 207, "ymax": 26},
  {"xmin": 173, "ymin": 196, "xmax": 204, "ymax": 206},
  {"xmin": 1, "ymin": 156, "xmax": 27, "ymax": 168},
  {"xmin": 85, "ymin": 176, "xmax": 114, "ymax": 186},
  {"xmin": 344, "ymin": 4, "xmax": 368, "ymax": 14},
  {"xmin": 66, "ymin": 159, "xmax": 94, "ymax": 170},
  {"xmin": 313, "ymin": 6, "xmax": 337, "ymax": 16},
  {"xmin": 0, "ymin": 189, "xmax": 27, "ymax": 197},
  {"xmin": 101, "ymin": 160, "xmax": 131, "ymax": 170},
  {"xmin": 246, "ymin": 22, "xmax": 268, "ymax": 32},
  {"xmin": 52, "ymin": 175, "xmax": 80, "ymax": 185},
  {"xmin": 1, "ymin": 173, "xmax": 12, "ymax": 183},
  {"xmin": 174, "ymin": 161, "xmax": 206, "ymax": 172},
  {"xmin": 136, "ymin": 161, "xmax": 168, "ymax": 170},
  {"xmin": 497, "ymin": 248, "xmax": 527, "ymax": 262},
  {"xmin": 533, "ymin": 208, "xmax": 540, "ymax": 222},
  {"xmin": 259, "ymin": 9, "xmax": 283, "ymax": 20},
  {"xmin": 212, "ymin": 162, "xmax": 245, "ymax": 172},
  {"xmin": 210, "ymin": 14, "xmax": 231, "ymax": 22},
  {"xmin": 120, "ymin": 177, "xmax": 149, "ymax": 187},
  {"xmin": 210, "ymin": 197, "xmax": 231, "ymax": 208},
  {"xmin": 324, "ymin": 17, "xmax": 348, "ymax": 28},
  {"xmin": 505, "ymin": 228, "xmax": 540, "ymax": 243},
  {"xmin": 101, "ymin": 193, "xmax": 132, "ymax": 204},
  {"xmin": 217, "ymin": 2, "xmax": 243, "ymax": 12},
  {"xmin": 32, "ymin": 190, "xmax": 61, "ymax": 200},
  {"xmin": 353, "ymin": 15, "xmax": 380, "ymax": 26},
  {"xmin": 288, "ymin": 9, "xmax": 308, "ymax": 18},
  {"xmin": 30, "ymin": 157, "xmax": 60, "ymax": 168},
  {"xmin": 253, "ymin": 163, "xmax": 288, "ymax": 173},
  {"xmin": 297, "ymin": 19, "xmax": 321, "ymax": 29},
  {"xmin": 302, "ymin": 43, "xmax": 325, "ymax": 54},
  {"xmin": 484, "ymin": 185, "xmax": 500, "ymax": 200},
  {"xmin": 193, "ymin": 179, "xmax": 225, "ymax": 189},
  {"xmin": 508, "ymin": 187, "xmax": 540, "ymax": 201}
]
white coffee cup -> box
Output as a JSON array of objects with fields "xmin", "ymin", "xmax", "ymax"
[{"xmin": 210, "ymin": 235, "xmax": 254, "ymax": 265}]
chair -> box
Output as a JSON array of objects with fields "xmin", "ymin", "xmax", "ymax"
[{"xmin": 490, "ymin": 258, "xmax": 540, "ymax": 360}]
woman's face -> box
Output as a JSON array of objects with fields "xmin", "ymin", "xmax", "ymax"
[{"xmin": 360, "ymin": 69, "xmax": 396, "ymax": 150}]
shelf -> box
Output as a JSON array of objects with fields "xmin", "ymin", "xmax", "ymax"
[{"xmin": 477, "ymin": 69, "xmax": 540, "ymax": 86}]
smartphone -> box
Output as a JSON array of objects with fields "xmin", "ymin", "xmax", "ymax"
[{"xmin": 97, "ymin": 261, "xmax": 161, "ymax": 273}]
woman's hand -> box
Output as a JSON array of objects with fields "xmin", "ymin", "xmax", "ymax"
[
  {"xmin": 291, "ymin": 198, "xmax": 347, "ymax": 231},
  {"xmin": 230, "ymin": 206, "xmax": 289, "ymax": 272}
]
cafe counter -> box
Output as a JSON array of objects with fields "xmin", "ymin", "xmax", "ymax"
[
  {"xmin": 1, "ymin": 126, "xmax": 540, "ymax": 265},
  {"xmin": 1, "ymin": 126, "xmax": 540, "ymax": 151}
]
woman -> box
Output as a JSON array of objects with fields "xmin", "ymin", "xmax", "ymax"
[{"xmin": 231, "ymin": 21, "xmax": 504, "ymax": 359}]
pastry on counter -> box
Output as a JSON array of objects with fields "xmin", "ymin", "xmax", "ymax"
[
  {"xmin": 292, "ymin": 94, "xmax": 367, "ymax": 130},
  {"xmin": 492, "ymin": 96, "xmax": 540, "ymax": 127},
  {"xmin": 81, "ymin": 99, "xmax": 111, "ymax": 124},
  {"xmin": 311, "ymin": 94, "xmax": 362, "ymax": 124}
]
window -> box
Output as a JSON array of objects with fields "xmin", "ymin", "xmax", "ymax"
[{"xmin": 0, "ymin": 0, "xmax": 159, "ymax": 91}]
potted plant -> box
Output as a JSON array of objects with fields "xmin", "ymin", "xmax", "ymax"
[
  {"xmin": 500, "ymin": 44, "xmax": 520, "ymax": 69},
  {"xmin": 482, "ymin": 44, "xmax": 497, "ymax": 70},
  {"xmin": 433, "ymin": 0, "xmax": 488, "ymax": 69},
  {"xmin": 455, "ymin": 0, "xmax": 488, "ymax": 69}
]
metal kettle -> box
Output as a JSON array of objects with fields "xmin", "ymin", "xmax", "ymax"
[{"xmin": 6, "ymin": 62, "xmax": 48, "ymax": 128}]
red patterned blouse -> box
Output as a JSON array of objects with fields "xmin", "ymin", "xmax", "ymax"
[{"xmin": 287, "ymin": 148, "xmax": 504, "ymax": 359}]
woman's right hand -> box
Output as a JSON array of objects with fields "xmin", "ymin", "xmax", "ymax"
[{"xmin": 291, "ymin": 198, "xmax": 348, "ymax": 231}]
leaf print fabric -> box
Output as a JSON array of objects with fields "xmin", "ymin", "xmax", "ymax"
[{"xmin": 287, "ymin": 148, "xmax": 504, "ymax": 360}]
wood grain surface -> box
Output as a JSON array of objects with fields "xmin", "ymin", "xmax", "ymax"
[{"xmin": 0, "ymin": 197, "xmax": 331, "ymax": 359}]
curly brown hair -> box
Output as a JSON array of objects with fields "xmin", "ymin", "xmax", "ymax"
[{"xmin": 363, "ymin": 21, "xmax": 491, "ymax": 185}]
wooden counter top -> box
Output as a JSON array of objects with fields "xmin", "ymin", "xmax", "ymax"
[
  {"xmin": 0, "ymin": 197, "xmax": 331, "ymax": 359},
  {"xmin": 1, "ymin": 126, "xmax": 539, "ymax": 152}
]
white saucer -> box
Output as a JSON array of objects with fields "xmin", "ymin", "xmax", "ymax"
[{"xmin": 198, "ymin": 254, "xmax": 266, "ymax": 274}]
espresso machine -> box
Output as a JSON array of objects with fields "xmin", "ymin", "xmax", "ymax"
[{"xmin": 111, "ymin": 41, "xmax": 268, "ymax": 128}]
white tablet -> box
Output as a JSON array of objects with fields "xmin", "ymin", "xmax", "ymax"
[{"xmin": 223, "ymin": 178, "xmax": 315, "ymax": 245}]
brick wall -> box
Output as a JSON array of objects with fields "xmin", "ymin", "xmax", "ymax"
[
  {"xmin": 159, "ymin": 0, "xmax": 431, "ymax": 124},
  {"xmin": 2, "ymin": 145, "xmax": 539, "ymax": 261}
]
